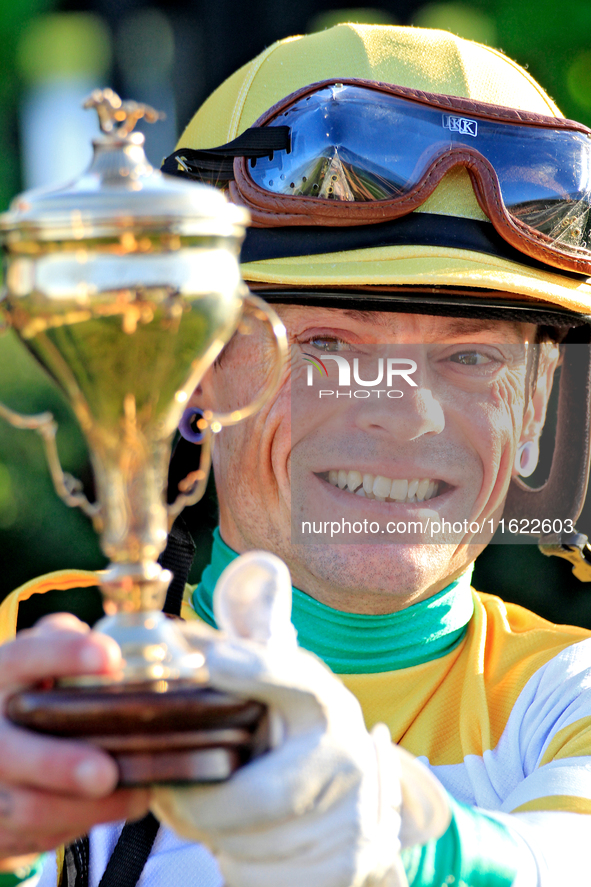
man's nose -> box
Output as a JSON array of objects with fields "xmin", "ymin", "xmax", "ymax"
[{"xmin": 354, "ymin": 385, "xmax": 445, "ymax": 441}]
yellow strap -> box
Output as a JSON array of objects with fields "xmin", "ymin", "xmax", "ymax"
[
  {"xmin": 539, "ymin": 540, "xmax": 591, "ymax": 582},
  {"xmin": 513, "ymin": 794, "xmax": 591, "ymax": 814},
  {"xmin": 181, "ymin": 583, "xmax": 198, "ymax": 621},
  {"xmin": 55, "ymin": 846, "xmax": 65, "ymax": 886},
  {"xmin": 0, "ymin": 570, "xmax": 101, "ymax": 644}
]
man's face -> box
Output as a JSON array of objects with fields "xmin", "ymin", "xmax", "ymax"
[{"xmin": 195, "ymin": 305, "xmax": 557, "ymax": 613}]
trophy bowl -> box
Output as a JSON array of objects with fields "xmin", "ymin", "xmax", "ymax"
[{"xmin": 1, "ymin": 90, "xmax": 286, "ymax": 785}]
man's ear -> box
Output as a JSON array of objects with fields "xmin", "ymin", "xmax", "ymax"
[
  {"xmin": 186, "ymin": 366, "xmax": 216, "ymax": 410},
  {"xmin": 515, "ymin": 345, "xmax": 561, "ymax": 470}
]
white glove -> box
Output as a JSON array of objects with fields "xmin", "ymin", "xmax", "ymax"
[{"xmin": 151, "ymin": 551, "xmax": 450, "ymax": 887}]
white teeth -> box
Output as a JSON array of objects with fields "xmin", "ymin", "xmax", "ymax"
[
  {"xmin": 407, "ymin": 479, "xmax": 419, "ymax": 499},
  {"xmin": 390, "ymin": 478, "xmax": 408, "ymax": 501},
  {"xmin": 347, "ymin": 470, "xmax": 363, "ymax": 492},
  {"xmin": 373, "ymin": 475, "xmax": 392, "ymax": 499},
  {"xmin": 416, "ymin": 478, "xmax": 430, "ymax": 502},
  {"xmin": 325, "ymin": 471, "xmax": 441, "ymax": 503}
]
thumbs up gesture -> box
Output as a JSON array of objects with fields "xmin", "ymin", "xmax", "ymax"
[{"xmin": 151, "ymin": 550, "xmax": 450, "ymax": 887}]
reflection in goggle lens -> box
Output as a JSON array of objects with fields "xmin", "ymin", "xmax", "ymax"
[{"xmin": 249, "ymin": 84, "xmax": 591, "ymax": 252}]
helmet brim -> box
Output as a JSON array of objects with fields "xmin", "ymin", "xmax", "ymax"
[{"xmin": 242, "ymin": 243, "xmax": 591, "ymax": 318}]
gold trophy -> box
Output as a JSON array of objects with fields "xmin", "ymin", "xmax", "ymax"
[{"xmin": 1, "ymin": 90, "xmax": 287, "ymax": 785}]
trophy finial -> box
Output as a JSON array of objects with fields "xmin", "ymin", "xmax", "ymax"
[{"xmin": 83, "ymin": 88, "xmax": 165, "ymax": 138}]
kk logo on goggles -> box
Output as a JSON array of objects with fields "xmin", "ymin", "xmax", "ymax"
[{"xmin": 443, "ymin": 115, "xmax": 478, "ymax": 137}]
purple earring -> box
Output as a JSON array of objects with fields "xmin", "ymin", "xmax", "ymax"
[{"xmin": 179, "ymin": 407, "xmax": 205, "ymax": 443}]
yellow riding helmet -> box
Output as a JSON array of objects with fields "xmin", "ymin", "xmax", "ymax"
[{"xmin": 172, "ymin": 23, "xmax": 591, "ymax": 320}]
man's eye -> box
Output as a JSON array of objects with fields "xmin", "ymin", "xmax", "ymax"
[
  {"xmin": 306, "ymin": 337, "xmax": 349, "ymax": 352},
  {"xmin": 449, "ymin": 351, "xmax": 494, "ymax": 366}
]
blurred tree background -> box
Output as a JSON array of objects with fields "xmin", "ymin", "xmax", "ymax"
[{"xmin": 2, "ymin": 0, "xmax": 591, "ymax": 628}]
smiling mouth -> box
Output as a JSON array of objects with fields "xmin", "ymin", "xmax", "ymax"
[{"xmin": 319, "ymin": 470, "xmax": 448, "ymax": 503}]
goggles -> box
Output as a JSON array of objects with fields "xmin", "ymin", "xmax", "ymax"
[{"xmin": 166, "ymin": 79, "xmax": 591, "ymax": 276}]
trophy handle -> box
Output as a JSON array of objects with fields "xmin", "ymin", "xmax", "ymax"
[
  {"xmin": 204, "ymin": 293, "xmax": 288, "ymax": 427},
  {"xmin": 167, "ymin": 422, "xmax": 215, "ymax": 521},
  {"xmin": 0, "ymin": 402, "xmax": 99, "ymax": 519},
  {"xmin": 168, "ymin": 294, "xmax": 287, "ymax": 520}
]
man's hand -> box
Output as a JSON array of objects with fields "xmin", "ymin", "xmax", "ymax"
[
  {"xmin": 0, "ymin": 614, "xmax": 149, "ymax": 867},
  {"xmin": 152, "ymin": 552, "xmax": 450, "ymax": 887}
]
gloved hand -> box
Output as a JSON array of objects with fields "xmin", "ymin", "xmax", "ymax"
[{"xmin": 151, "ymin": 551, "xmax": 450, "ymax": 887}]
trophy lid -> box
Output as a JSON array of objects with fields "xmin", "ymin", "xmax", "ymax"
[{"xmin": 0, "ymin": 89, "xmax": 249, "ymax": 243}]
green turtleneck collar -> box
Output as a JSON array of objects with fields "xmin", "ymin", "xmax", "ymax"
[{"xmin": 192, "ymin": 528, "xmax": 474, "ymax": 674}]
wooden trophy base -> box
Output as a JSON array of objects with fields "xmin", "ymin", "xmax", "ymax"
[{"xmin": 6, "ymin": 680, "xmax": 269, "ymax": 786}]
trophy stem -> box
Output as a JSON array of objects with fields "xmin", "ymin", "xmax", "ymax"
[
  {"xmin": 98, "ymin": 560, "xmax": 170, "ymax": 613},
  {"xmin": 89, "ymin": 429, "xmax": 172, "ymax": 567}
]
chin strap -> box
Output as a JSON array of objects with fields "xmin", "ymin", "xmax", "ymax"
[{"xmin": 539, "ymin": 532, "xmax": 591, "ymax": 582}]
